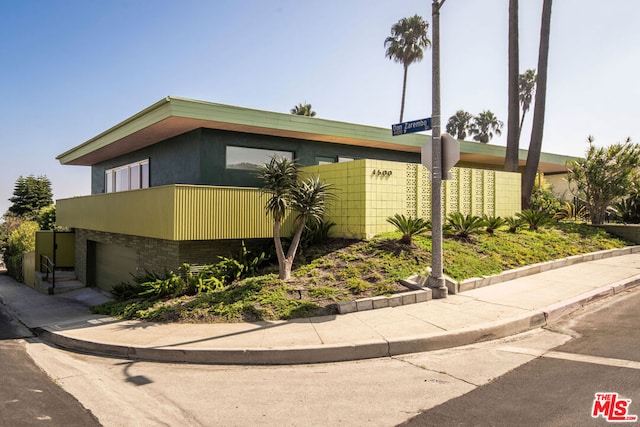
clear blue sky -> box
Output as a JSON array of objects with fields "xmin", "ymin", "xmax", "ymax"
[{"xmin": 2, "ymin": 0, "xmax": 639, "ymax": 216}]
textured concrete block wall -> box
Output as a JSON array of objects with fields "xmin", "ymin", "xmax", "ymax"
[{"xmin": 303, "ymin": 161, "xmax": 521, "ymax": 239}]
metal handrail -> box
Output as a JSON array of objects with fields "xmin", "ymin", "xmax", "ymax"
[{"xmin": 39, "ymin": 254, "xmax": 55, "ymax": 290}]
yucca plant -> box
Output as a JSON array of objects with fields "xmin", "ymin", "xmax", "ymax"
[
  {"xmin": 444, "ymin": 212, "xmax": 485, "ymax": 239},
  {"xmin": 504, "ymin": 216, "xmax": 522, "ymax": 233},
  {"xmin": 482, "ymin": 214, "xmax": 505, "ymax": 234},
  {"xmin": 517, "ymin": 209, "xmax": 554, "ymax": 231},
  {"xmin": 386, "ymin": 214, "xmax": 431, "ymax": 245}
]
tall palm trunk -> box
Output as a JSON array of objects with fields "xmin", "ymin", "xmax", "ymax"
[
  {"xmin": 400, "ymin": 64, "xmax": 408, "ymax": 122},
  {"xmin": 522, "ymin": 0, "xmax": 552, "ymax": 209},
  {"xmin": 504, "ymin": 0, "xmax": 520, "ymax": 172},
  {"xmin": 518, "ymin": 108, "xmax": 527, "ymax": 139}
]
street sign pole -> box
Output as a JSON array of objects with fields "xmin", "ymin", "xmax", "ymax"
[{"xmin": 427, "ymin": 0, "xmax": 448, "ymax": 298}]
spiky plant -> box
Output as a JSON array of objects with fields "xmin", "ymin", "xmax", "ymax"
[
  {"xmin": 482, "ymin": 214, "xmax": 505, "ymax": 234},
  {"xmin": 444, "ymin": 212, "xmax": 485, "ymax": 239},
  {"xmin": 554, "ymin": 201, "xmax": 589, "ymax": 222},
  {"xmin": 386, "ymin": 214, "xmax": 431, "ymax": 245},
  {"xmin": 504, "ymin": 216, "xmax": 522, "ymax": 233},
  {"xmin": 516, "ymin": 209, "xmax": 554, "ymax": 231}
]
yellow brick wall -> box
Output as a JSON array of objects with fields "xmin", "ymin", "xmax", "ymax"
[
  {"xmin": 493, "ymin": 171, "xmax": 522, "ymax": 217},
  {"xmin": 303, "ymin": 160, "xmax": 521, "ymax": 239}
]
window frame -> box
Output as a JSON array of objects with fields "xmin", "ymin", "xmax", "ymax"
[
  {"xmin": 105, "ymin": 159, "xmax": 150, "ymax": 193},
  {"xmin": 225, "ymin": 146, "xmax": 294, "ymax": 171}
]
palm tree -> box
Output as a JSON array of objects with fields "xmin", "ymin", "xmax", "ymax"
[
  {"xmin": 290, "ymin": 102, "xmax": 316, "ymax": 117},
  {"xmin": 470, "ymin": 110, "xmax": 504, "ymax": 144},
  {"xmin": 384, "ymin": 15, "xmax": 430, "ymax": 123},
  {"xmin": 522, "ymin": 0, "xmax": 552, "ymax": 209},
  {"xmin": 445, "ymin": 110, "xmax": 473, "ymax": 140},
  {"xmin": 504, "ymin": 0, "xmax": 520, "ymax": 172},
  {"xmin": 518, "ymin": 69, "xmax": 537, "ymax": 137},
  {"xmin": 258, "ymin": 157, "xmax": 333, "ymax": 280}
]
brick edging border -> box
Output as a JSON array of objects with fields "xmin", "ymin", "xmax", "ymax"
[{"xmin": 336, "ymin": 246, "xmax": 640, "ymax": 315}]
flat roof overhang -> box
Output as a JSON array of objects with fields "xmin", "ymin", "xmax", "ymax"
[{"xmin": 57, "ymin": 96, "xmax": 577, "ymax": 173}]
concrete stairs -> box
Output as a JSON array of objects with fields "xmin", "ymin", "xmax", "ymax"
[{"xmin": 35, "ymin": 270, "xmax": 85, "ymax": 295}]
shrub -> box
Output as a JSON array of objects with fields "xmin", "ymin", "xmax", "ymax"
[
  {"xmin": 607, "ymin": 190, "xmax": 640, "ymax": 224},
  {"xmin": 444, "ymin": 212, "xmax": 485, "ymax": 239},
  {"xmin": 112, "ymin": 265, "xmax": 226, "ymax": 301},
  {"xmin": 555, "ymin": 201, "xmax": 588, "ymax": 222},
  {"xmin": 36, "ymin": 205, "xmax": 56, "ymax": 230},
  {"xmin": 504, "ymin": 216, "xmax": 522, "ymax": 233},
  {"xmin": 111, "ymin": 242, "xmax": 270, "ymax": 301},
  {"xmin": 482, "ymin": 215, "xmax": 505, "ymax": 234},
  {"xmin": 0, "ymin": 215, "xmax": 25, "ymax": 249},
  {"xmin": 300, "ymin": 220, "xmax": 336, "ymax": 248},
  {"xmin": 3, "ymin": 221, "xmax": 39, "ymax": 282},
  {"xmin": 529, "ymin": 174, "xmax": 562, "ymax": 215},
  {"xmin": 209, "ymin": 241, "xmax": 271, "ymax": 284},
  {"xmin": 517, "ymin": 209, "xmax": 554, "ymax": 231},
  {"xmin": 386, "ymin": 214, "xmax": 431, "ymax": 245}
]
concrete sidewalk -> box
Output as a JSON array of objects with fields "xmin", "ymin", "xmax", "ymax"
[{"xmin": 2, "ymin": 248, "xmax": 640, "ymax": 365}]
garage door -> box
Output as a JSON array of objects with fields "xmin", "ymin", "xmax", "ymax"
[{"xmin": 95, "ymin": 242, "xmax": 138, "ymax": 291}]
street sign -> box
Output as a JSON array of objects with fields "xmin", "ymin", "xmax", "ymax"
[
  {"xmin": 421, "ymin": 133, "xmax": 460, "ymax": 180},
  {"xmin": 391, "ymin": 117, "xmax": 432, "ymax": 136}
]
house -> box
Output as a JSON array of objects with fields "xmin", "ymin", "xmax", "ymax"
[{"xmin": 55, "ymin": 96, "xmax": 575, "ymax": 291}]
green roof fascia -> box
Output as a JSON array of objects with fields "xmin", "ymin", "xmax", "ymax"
[
  {"xmin": 56, "ymin": 97, "xmax": 174, "ymax": 165},
  {"xmin": 166, "ymin": 96, "xmax": 430, "ymax": 148},
  {"xmin": 458, "ymin": 139, "xmax": 580, "ymax": 166},
  {"xmin": 56, "ymin": 97, "xmax": 430, "ymax": 165},
  {"xmin": 56, "ymin": 96, "xmax": 579, "ymax": 167}
]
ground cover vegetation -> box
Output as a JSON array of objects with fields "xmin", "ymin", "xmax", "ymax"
[{"xmin": 92, "ymin": 220, "xmax": 628, "ymax": 323}]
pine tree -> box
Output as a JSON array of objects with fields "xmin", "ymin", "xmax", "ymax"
[{"xmin": 7, "ymin": 175, "xmax": 53, "ymax": 218}]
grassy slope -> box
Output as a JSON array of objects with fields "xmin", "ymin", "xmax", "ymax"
[{"xmin": 93, "ymin": 222, "xmax": 629, "ymax": 323}]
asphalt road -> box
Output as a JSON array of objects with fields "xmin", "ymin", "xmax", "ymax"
[
  {"xmin": 0, "ymin": 303, "xmax": 100, "ymax": 426},
  {"xmin": 400, "ymin": 287, "xmax": 640, "ymax": 427}
]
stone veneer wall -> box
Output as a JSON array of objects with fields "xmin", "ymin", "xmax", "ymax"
[{"xmin": 74, "ymin": 228, "xmax": 270, "ymax": 285}]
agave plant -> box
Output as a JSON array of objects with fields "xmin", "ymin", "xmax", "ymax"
[
  {"xmin": 504, "ymin": 216, "xmax": 522, "ymax": 233},
  {"xmin": 482, "ymin": 214, "xmax": 505, "ymax": 234},
  {"xmin": 386, "ymin": 214, "xmax": 431, "ymax": 245},
  {"xmin": 554, "ymin": 201, "xmax": 588, "ymax": 222},
  {"xmin": 610, "ymin": 198, "xmax": 640, "ymax": 224},
  {"xmin": 516, "ymin": 209, "xmax": 554, "ymax": 231},
  {"xmin": 444, "ymin": 212, "xmax": 485, "ymax": 239}
]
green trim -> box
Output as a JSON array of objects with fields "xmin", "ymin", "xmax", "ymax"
[
  {"xmin": 57, "ymin": 96, "xmax": 578, "ymax": 170},
  {"xmin": 56, "ymin": 98, "xmax": 173, "ymax": 164}
]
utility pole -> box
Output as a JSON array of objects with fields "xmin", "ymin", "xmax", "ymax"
[{"xmin": 426, "ymin": 0, "xmax": 448, "ymax": 298}]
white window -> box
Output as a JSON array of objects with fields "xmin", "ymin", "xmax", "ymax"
[
  {"xmin": 105, "ymin": 170, "xmax": 114, "ymax": 193},
  {"xmin": 105, "ymin": 159, "xmax": 149, "ymax": 193},
  {"xmin": 316, "ymin": 156, "xmax": 336, "ymax": 165},
  {"xmin": 226, "ymin": 146, "xmax": 294, "ymax": 170}
]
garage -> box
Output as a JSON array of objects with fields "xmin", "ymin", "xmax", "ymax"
[{"xmin": 89, "ymin": 241, "xmax": 138, "ymax": 291}]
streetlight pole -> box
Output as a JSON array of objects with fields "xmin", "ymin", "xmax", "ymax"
[{"xmin": 427, "ymin": 0, "xmax": 448, "ymax": 298}]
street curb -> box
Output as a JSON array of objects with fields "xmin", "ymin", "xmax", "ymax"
[
  {"xmin": 35, "ymin": 277, "xmax": 640, "ymax": 365},
  {"xmin": 35, "ymin": 328, "xmax": 392, "ymax": 365},
  {"xmin": 541, "ymin": 274, "xmax": 640, "ymax": 323}
]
